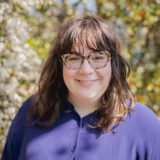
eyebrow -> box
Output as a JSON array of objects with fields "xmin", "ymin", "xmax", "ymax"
[
  {"xmin": 70, "ymin": 51, "xmax": 81, "ymax": 55},
  {"xmin": 69, "ymin": 50, "xmax": 102, "ymax": 55}
]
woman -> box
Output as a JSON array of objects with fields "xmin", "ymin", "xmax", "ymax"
[{"xmin": 2, "ymin": 15, "xmax": 160, "ymax": 160}]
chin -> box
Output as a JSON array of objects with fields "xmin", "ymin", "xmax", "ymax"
[{"xmin": 77, "ymin": 93, "xmax": 101, "ymax": 100}]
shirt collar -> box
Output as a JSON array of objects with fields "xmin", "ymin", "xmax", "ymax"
[
  {"xmin": 62, "ymin": 99, "xmax": 97, "ymax": 123},
  {"xmin": 62, "ymin": 99, "xmax": 101, "ymax": 134}
]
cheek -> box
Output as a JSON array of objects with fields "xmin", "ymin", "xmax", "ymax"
[
  {"xmin": 63, "ymin": 65, "xmax": 76, "ymax": 85},
  {"xmin": 97, "ymin": 63, "xmax": 112, "ymax": 81},
  {"xmin": 97, "ymin": 63, "xmax": 112, "ymax": 94},
  {"xmin": 106, "ymin": 63, "xmax": 112, "ymax": 80}
]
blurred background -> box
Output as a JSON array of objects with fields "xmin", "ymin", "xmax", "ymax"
[{"xmin": 0, "ymin": 0, "xmax": 160, "ymax": 156}]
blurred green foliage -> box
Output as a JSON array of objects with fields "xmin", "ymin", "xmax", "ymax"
[
  {"xmin": 26, "ymin": 38, "xmax": 50, "ymax": 58},
  {"xmin": 97, "ymin": 0, "xmax": 160, "ymax": 116}
]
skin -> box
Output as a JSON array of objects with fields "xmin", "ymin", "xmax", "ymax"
[{"xmin": 63, "ymin": 44, "xmax": 112, "ymax": 117}]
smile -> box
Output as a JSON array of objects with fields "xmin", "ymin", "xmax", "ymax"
[{"xmin": 76, "ymin": 79, "xmax": 97, "ymax": 87}]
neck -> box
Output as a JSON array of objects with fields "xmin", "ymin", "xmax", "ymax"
[{"xmin": 68, "ymin": 95, "xmax": 100, "ymax": 118}]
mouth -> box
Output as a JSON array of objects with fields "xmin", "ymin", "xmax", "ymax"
[{"xmin": 76, "ymin": 79, "xmax": 98, "ymax": 87}]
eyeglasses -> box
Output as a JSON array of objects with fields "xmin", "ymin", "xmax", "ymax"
[{"xmin": 61, "ymin": 51, "xmax": 111, "ymax": 70}]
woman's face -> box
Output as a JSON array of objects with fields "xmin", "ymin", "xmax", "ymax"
[{"xmin": 63, "ymin": 44, "xmax": 112, "ymax": 103}]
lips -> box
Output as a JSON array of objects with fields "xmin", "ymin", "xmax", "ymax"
[{"xmin": 76, "ymin": 79, "xmax": 97, "ymax": 87}]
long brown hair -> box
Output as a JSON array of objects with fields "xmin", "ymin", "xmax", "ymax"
[{"xmin": 29, "ymin": 15, "xmax": 135, "ymax": 133}]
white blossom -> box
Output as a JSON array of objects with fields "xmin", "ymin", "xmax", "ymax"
[{"xmin": 0, "ymin": 1, "xmax": 42, "ymax": 153}]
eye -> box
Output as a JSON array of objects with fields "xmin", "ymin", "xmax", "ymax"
[
  {"xmin": 69, "ymin": 57, "xmax": 80, "ymax": 61},
  {"xmin": 91, "ymin": 54, "xmax": 106, "ymax": 61},
  {"xmin": 93, "ymin": 56, "xmax": 104, "ymax": 60},
  {"xmin": 66, "ymin": 55, "xmax": 81, "ymax": 61}
]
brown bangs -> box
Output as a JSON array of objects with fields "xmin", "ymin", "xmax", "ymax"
[{"xmin": 59, "ymin": 15, "xmax": 118, "ymax": 55}]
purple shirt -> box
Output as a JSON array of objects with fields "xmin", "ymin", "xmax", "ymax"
[{"xmin": 1, "ymin": 97, "xmax": 160, "ymax": 160}]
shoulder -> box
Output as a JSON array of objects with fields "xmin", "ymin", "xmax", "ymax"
[
  {"xmin": 10, "ymin": 96, "xmax": 34, "ymax": 128},
  {"xmin": 132, "ymin": 102, "xmax": 160, "ymax": 159},
  {"xmin": 6, "ymin": 96, "xmax": 34, "ymax": 140},
  {"xmin": 1, "ymin": 96, "xmax": 34, "ymax": 160},
  {"xmin": 126, "ymin": 102, "xmax": 160, "ymax": 136},
  {"xmin": 15, "ymin": 96, "xmax": 34, "ymax": 122},
  {"xmin": 7, "ymin": 96, "xmax": 34, "ymax": 136},
  {"xmin": 18, "ymin": 96, "xmax": 34, "ymax": 114},
  {"xmin": 132, "ymin": 102, "xmax": 160, "ymax": 126}
]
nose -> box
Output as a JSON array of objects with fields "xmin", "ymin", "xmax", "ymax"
[{"xmin": 78, "ymin": 59, "xmax": 94, "ymax": 75}]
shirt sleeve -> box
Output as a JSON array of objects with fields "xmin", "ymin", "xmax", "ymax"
[{"xmin": 1, "ymin": 97, "xmax": 33, "ymax": 160}]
